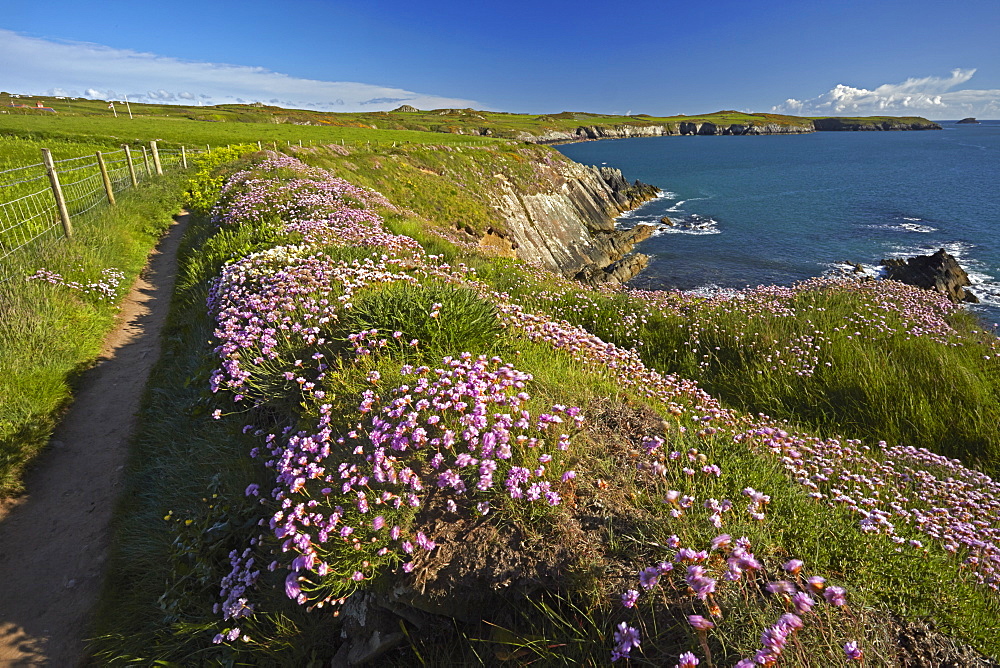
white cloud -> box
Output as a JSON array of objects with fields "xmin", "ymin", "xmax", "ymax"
[
  {"xmin": 772, "ymin": 69, "xmax": 1000, "ymax": 118},
  {"xmin": 0, "ymin": 29, "xmax": 483, "ymax": 112}
]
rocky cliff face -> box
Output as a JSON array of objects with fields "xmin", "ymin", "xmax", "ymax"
[
  {"xmin": 506, "ymin": 118, "xmax": 940, "ymax": 143},
  {"xmin": 676, "ymin": 122, "xmax": 812, "ymax": 135},
  {"xmin": 487, "ymin": 162, "xmax": 660, "ymax": 285},
  {"xmin": 508, "ymin": 124, "xmax": 670, "ymax": 144},
  {"xmin": 299, "ymin": 143, "xmax": 660, "ymax": 288},
  {"xmin": 517, "ymin": 122, "xmax": 813, "ymax": 143}
]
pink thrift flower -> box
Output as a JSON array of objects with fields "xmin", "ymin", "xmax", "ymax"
[
  {"xmin": 675, "ymin": 651, "xmax": 700, "ymax": 668},
  {"xmin": 782, "ymin": 559, "xmax": 804, "ymax": 574},
  {"xmin": 792, "ymin": 591, "xmax": 815, "ymax": 614},
  {"xmin": 824, "ymin": 585, "xmax": 847, "ymax": 606},
  {"xmin": 688, "ymin": 615, "xmax": 714, "ymax": 630}
]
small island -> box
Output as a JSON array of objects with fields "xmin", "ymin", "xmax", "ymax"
[{"xmin": 957, "ymin": 117, "xmax": 981, "ymax": 124}]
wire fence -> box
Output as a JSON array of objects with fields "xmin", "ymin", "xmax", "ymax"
[
  {"xmin": 0, "ymin": 142, "xmax": 205, "ymax": 265},
  {"xmin": 0, "ymin": 135, "xmax": 511, "ymax": 269}
]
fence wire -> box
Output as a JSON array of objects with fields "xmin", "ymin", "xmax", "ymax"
[
  {"xmin": 0, "ymin": 185, "xmax": 60, "ymax": 259},
  {"xmin": 0, "ymin": 145, "xmax": 195, "ymax": 265}
]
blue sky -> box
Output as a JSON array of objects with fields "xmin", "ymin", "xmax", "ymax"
[{"xmin": 3, "ymin": 0, "xmax": 999, "ymax": 118}]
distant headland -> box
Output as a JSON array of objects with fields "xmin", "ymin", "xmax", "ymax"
[
  {"xmin": 379, "ymin": 108, "xmax": 943, "ymax": 144},
  {"xmin": 0, "ymin": 91, "xmax": 940, "ymax": 146},
  {"xmin": 957, "ymin": 117, "xmax": 981, "ymax": 124}
]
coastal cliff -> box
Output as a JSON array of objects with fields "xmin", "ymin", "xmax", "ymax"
[
  {"xmin": 675, "ymin": 121, "xmax": 811, "ymax": 135},
  {"xmin": 295, "ymin": 143, "xmax": 660, "ymax": 286},
  {"xmin": 488, "ymin": 163, "xmax": 659, "ymax": 284},
  {"xmin": 511, "ymin": 122, "xmax": 814, "ymax": 143},
  {"xmin": 185, "ymin": 101, "xmax": 943, "ymax": 144},
  {"xmin": 486, "ymin": 116, "xmax": 941, "ymax": 144}
]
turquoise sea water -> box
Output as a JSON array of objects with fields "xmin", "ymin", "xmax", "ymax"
[{"xmin": 557, "ymin": 121, "xmax": 1000, "ymax": 324}]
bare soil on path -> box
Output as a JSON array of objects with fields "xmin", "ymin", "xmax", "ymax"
[{"xmin": 0, "ymin": 212, "xmax": 190, "ymax": 666}]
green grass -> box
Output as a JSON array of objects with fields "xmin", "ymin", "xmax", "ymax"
[
  {"xmin": 299, "ymin": 141, "xmax": 557, "ymax": 238},
  {"xmin": 0, "ymin": 113, "xmax": 505, "ymax": 154},
  {"xmin": 0, "ymin": 171, "xmax": 187, "ymax": 496},
  {"xmin": 0, "ymin": 135, "xmax": 125, "ymax": 169},
  {"xmin": 0, "ymin": 136, "xmax": 129, "ymax": 217},
  {"xmin": 588, "ymin": 287, "xmax": 1000, "ymax": 473}
]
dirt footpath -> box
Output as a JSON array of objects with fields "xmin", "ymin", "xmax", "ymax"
[{"xmin": 0, "ymin": 212, "xmax": 190, "ymax": 666}]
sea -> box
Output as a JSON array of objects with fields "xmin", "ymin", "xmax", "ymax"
[{"xmin": 556, "ymin": 121, "xmax": 1000, "ymax": 326}]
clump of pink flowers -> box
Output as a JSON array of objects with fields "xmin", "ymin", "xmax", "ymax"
[{"xmin": 612, "ymin": 534, "xmax": 860, "ymax": 665}]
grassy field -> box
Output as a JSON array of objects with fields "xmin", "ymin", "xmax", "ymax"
[
  {"xmin": 0, "ymin": 111, "xmax": 506, "ymax": 153},
  {"xmin": 0, "ymin": 135, "xmax": 125, "ymax": 170},
  {"xmin": 89, "ymin": 145, "xmax": 999, "ymax": 665}
]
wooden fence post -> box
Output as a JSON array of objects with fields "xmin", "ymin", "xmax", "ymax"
[
  {"xmin": 298, "ymin": 140, "xmax": 303, "ymax": 147},
  {"xmin": 122, "ymin": 145, "xmax": 138, "ymax": 186},
  {"xmin": 142, "ymin": 146, "xmax": 151, "ymax": 177},
  {"xmin": 96, "ymin": 151, "xmax": 115, "ymax": 205},
  {"xmin": 150, "ymin": 141, "xmax": 163, "ymax": 175},
  {"xmin": 181, "ymin": 146, "xmax": 187, "ymax": 169},
  {"xmin": 40, "ymin": 148, "xmax": 73, "ymax": 238}
]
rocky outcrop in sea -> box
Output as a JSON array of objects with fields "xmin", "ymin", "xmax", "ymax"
[{"xmin": 881, "ymin": 249, "xmax": 979, "ymax": 303}]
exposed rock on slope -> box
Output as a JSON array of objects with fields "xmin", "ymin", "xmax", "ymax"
[
  {"xmin": 882, "ymin": 249, "xmax": 979, "ymax": 303},
  {"xmin": 488, "ymin": 163, "xmax": 659, "ymax": 285},
  {"xmin": 508, "ymin": 124, "xmax": 670, "ymax": 144},
  {"xmin": 294, "ymin": 144, "xmax": 660, "ymax": 287}
]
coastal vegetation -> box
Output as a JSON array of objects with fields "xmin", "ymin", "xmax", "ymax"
[
  {"xmin": 1, "ymin": 107, "xmax": 995, "ymax": 664},
  {"xmin": 82, "ymin": 144, "xmax": 998, "ymax": 664}
]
